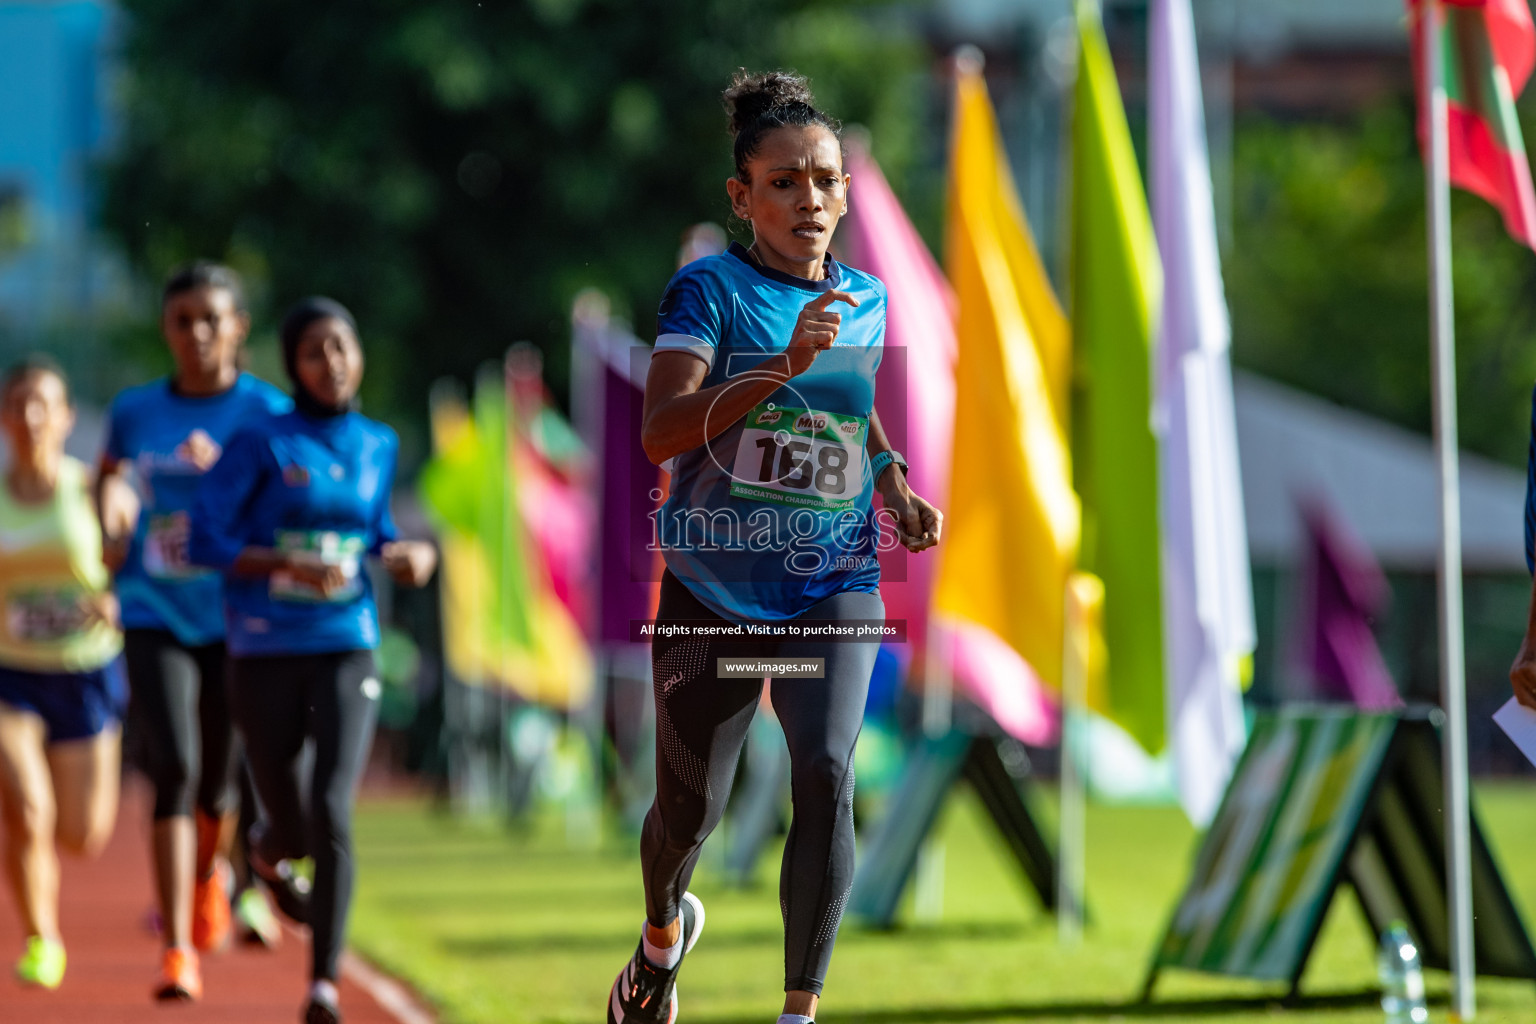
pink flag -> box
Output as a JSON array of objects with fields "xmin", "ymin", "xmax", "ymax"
[
  {"xmin": 514, "ymin": 440, "xmax": 592, "ymax": 626},
  {"xmin": 840, "ymin": 141, "xmax": 1057, "ymax": 745},
  {"xmin": 506, "ymin": 349, "xmax": 596, "ymax": 632}
]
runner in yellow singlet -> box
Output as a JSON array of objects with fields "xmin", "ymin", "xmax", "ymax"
[{"xmin": 0, "ymin": 357, "xmax": 124, "ymax": 991}]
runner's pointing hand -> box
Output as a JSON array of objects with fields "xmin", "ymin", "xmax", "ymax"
[{"xmin": 782, "ymin": 291, "xmax": 859, "ymax": 379}]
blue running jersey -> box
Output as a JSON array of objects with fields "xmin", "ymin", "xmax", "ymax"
[
  {"xmin": 1526, "ymin": 383, "xmax": 1536, "ymax": 574},
  {"xmin": 187, "ymin": 410, "xmax": 399, "ymax": 657},
  {"xmin": 104, "ymin": 374, "xmax": 291, "ymax": 645},
  {"xmin": 652, "ymin": 242, "xmax": 887, "ymax": 622}
]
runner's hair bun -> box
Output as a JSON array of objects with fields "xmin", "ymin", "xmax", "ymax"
[
  {"xmin": 722, "ymin": 70, "xmax": 841, "ymax": 180},
  {"xmin": 724, "ymin": 70, "xmax": 818, "ymax": 135}
]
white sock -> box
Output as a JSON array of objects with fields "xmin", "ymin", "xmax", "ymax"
[
  {"xmin": 640, "ymin": 922, "xmax": 683, "ymax": 969},
  {"xmin": 310, "ymin": 979, "xmax": 339, "ymax": 1007},
  {"xmin": 777, "ymin": 1015, "xmax": 815, "ymax": 1024}
]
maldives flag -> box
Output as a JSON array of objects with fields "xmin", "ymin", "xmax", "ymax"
[{"xmin": 1410, "ymin": 0, "xmax": 1536, "ymax": 248}]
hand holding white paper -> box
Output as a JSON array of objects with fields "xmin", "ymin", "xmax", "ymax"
[{"xmin": 1492, "ymin": 697, "xmax": 1536, "ymax": 767}]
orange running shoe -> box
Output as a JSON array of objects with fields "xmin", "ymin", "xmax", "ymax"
[
  {"xmin": 192, "ymin": 859, "xmax": 233, "ymax": 953},
  {"xmin": 153, "ymin": 946, "xmax": 202, "ymax": 1001}
]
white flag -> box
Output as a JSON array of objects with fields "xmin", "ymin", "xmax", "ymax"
[{"xmin": 1150, "ymin": 0, "xmax": 1256, "ymax": 826}]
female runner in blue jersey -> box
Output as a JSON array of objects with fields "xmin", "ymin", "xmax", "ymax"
[
  {"xmin": 98, "ymin": 263, "xmax": 291, "ymax": 1000},
  {"xmin": 608, "ymin": 72, "xmax": 941, "ymax": 1024},
  {"xmin": 189, "ymin": 297, "xmax": 436, "ymax": 1024}
]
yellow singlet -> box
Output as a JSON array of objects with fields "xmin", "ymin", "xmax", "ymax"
[{"xmin": 0, "ymin": 456, "xmax": 122, "ymax": 672}]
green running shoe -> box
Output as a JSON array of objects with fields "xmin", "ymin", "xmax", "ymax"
[
  {"xmin": 234, "ymin": 887, "xmax": 283, "ymax": 949},
  {"xmin": 15, "ymin": 936, "xmax": 65, "ymax": 989}
]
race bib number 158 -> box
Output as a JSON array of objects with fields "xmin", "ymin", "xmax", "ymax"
[{"xmin": 729, "ymin": 404, "xmax": 867, "ymax": 511}]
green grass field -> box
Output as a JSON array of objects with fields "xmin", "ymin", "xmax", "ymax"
[{"xmin": 349, "ymin": 783, "xmax": 1536, "ymax": 1024}]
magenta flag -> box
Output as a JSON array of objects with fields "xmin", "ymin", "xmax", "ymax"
[
  {"xmin": 1295, "ymin": 497, "xmax": 1402, "ymax": 709},
  {"xmin": 573, "ymin": 304, "xmax": 662, "ymax": 647},
  {"xmin": 839, "ymin": 141, "xmax": 1056, "ymax": 745}
]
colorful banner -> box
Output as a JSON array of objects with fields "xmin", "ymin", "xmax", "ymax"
[
  {"xmin": 1074, "ymin": 3, "xmax": 1167, "ymax": 753},
  {"xmin": 1150, "ymin": 0, "xmax": 1255, "ymax": 824},
  {"xmin": 1294, "ymin": 498, "xmax": 1401, "ymax": 709},
  {"xmin": 840, "ymin": 140, "xmax": 1057, "ymax": 745},
  {"xmin": 935, "ymin": 60, "xmax": 1079, "ymax": 695},
  {"xmin": 419, "ymin": 361, "xmax": 591, "ymax": 708},
  {"xmin": 1409, "ymin": 0, "xmax": 1536, "ymax": 248},
  {"xmin": 572, "ymin": 302, "xmax": 664, "ymax": 648}
]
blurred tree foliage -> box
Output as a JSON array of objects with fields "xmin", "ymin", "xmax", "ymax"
[
  {"xmin": 1226, "ymin": 101, "xmax": 1536, "ymax": 467},
  {"xmin": 101, "ymin": 0, "xmax": 931, "ymax": 458},
  {"xmin": 108, "ymin": 3, "xmax": 1536, "ymax": 469},
  {"xmin": 0, "ymin": 186, "xmax": 27, "ymax": 257}
]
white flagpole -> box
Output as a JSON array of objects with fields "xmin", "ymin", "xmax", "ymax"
[
  {"xmin": 921, "ymin": 618, "xmax": 954, "ymax": 738},
  {"xmin": 1422, "ymin": 1, "xmax": 1475, "ymax": 1017},
  {"xmin": 1057, "ymin": 581, "xmax": 1086, "ymax": 947},
  {"xmin": 914, "ymin": 620, "xmax": 952, "ymax": 923}
]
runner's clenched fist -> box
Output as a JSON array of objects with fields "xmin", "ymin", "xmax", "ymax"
[{"xmin": 781, "ymin": 290, "xmax": 858, "ymax": 379}]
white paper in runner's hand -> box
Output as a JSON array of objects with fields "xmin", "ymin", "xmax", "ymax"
[{"xmin": 1492, "ymin": 697, "xmax": 1536, "ymax": 768}]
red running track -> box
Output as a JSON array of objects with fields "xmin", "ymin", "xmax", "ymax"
[{"xmin": 0, "ymin": 777, "xmax": 418, "ymax": 1024}]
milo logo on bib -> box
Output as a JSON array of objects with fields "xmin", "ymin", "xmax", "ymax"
[
  {"xmin": 730, "ymin": 403, "xmax": 869, "ymax": 511},
  {"xmin": 793, "ymin": 412, "xmax": 829, "ymax": 434}
]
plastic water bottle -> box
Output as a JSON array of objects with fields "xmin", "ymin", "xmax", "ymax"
[{"xmin": 1377, "ymin": 921, "xmax": 1428, "ymax": 1024}]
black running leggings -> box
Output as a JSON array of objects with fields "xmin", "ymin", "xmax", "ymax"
[
  {"xmin": 229, "ymin": 649, "xmax": 379, "ymax": 983},
  {"xmin": 123, "ymin": 630, "xmax": 237, "ymax": 821},
  {"xmin": 641, "ymin": 572, "xmax": 881, "ymax": 995}
]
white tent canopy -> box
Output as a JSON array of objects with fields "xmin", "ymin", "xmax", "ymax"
[{"xmin": 1236, "ymin": 372, "xmax": 1527, "ymax": 571}]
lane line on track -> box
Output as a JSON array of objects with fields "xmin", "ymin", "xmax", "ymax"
[
  {"xmin": 279, "ymin": 922, "xmax": 437, "ymax": 1024},
  {"xmin": 340, "ymin": 952, "xmax": 437, "ymax": 1024}
]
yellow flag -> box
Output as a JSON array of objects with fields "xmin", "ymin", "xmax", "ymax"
[
  {"xmin": 422, "ymin": 389, "xmax": 488, "ymax": 688},
  {"xmin": 934, "ymin": 63, "xmax": 1080, "ymax": 688},
  {"xmin": 1065, "ymin": 571, "xmax": 1107, "ymax": 712},
  {"xmin": 421, "ymin": 380, "xmax": 591, "ymax": 708}
]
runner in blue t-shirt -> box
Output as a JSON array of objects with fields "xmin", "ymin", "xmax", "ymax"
[
  {"xmin": 1510, "ymin": 384, "xmax": 1536, "ymax": 708},
  {"xmin": 607, "ymin": 72, "xmax": 942, "ymax": 1024},
  {"xmin": 188, "ymin": 297, "xmax": 436, "ymax": 1024},
  {"xmin": 97, "ymin": 262, "xmax": 290, "ymax": 1000}
]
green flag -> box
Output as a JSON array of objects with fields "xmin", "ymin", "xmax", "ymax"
[
  {"xmin": 1072, "ymin": 1, "xmax": 1166, "ymax": 754},
  {"xmin": 472, "ymin": 364, "xmax": 536, "ymax": 656},
  {"xmin": 419, "ymin": 367, "xmax": 536, "ymax": 687}
]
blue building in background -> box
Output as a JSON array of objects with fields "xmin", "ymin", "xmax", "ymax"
[{"xmin": 0, "ymin": 0, "xmax": 125, "ymax": 356}]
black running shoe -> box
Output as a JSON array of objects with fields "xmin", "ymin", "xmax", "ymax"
[
  {"xmin": 607, "ymin": 892, "xmax": 705, "ymax": 1024},
  {"xmin": 248, "ymin": 827, "xmax": 311, "ymax": 926},
  {"xmin": 302, "ymin": 992, "xmax": 341, "ymax": 1024}
]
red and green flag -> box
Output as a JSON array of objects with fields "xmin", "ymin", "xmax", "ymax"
[{"xmin": 1410, "ymin": 0, "xmax": 1536, "ymax": 248}]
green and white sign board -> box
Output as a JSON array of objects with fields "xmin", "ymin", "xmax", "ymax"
[
  {"xmin": 849, "ymin": 731, "xmax": 1061, "ymax": 929},
  {"xmin": 1146, "ymin": 707, "xmax": 1536, "ymax": 998}
]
